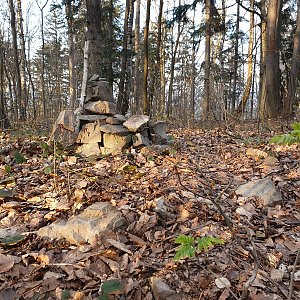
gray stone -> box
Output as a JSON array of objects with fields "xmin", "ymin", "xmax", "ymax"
[
  {"xmin": 100, "ymin": 124, "xmax": 129, "ymax": 135},
  {"xmin": 79, "ymin": 115, "xmax": 107, "ymax": 123},
  {"xmin": 123, "ymin": 115, "xmax": 150, "ymax": 132},
  {"xmin": 149, "ymin": 121, "xmax": 171, "ymax": 144},
  {"xmin": 37, "ymin": 202, "xmax": 127, "ymax": 245},
  {"xmin": 150, "ymin": 277, "xmax": 179, "ymax": 300},
  {"xmin": 76, "ymin": 122, "xmax": 102, "ymax": 143},
  {"xmin": 235, "ymin": 177, "xmax": 282, "ymax": 207},
  {"xmin": 77, "ymin": 143, "xmax": 101, "ymax": 157},
  {"xmin": 50, "ymin": 110, "xmax": 77, "ymax": 146},
  {"xmin": 106, "ymin": 116, "xmax": 125, "ymax": 125},
  {"xmin": 85, "ymin": 78, "xmax": 113, "ymax": 102},
  {"xmin": 133, "ymin": 133, "xmax": 150, "ymax": 147},
  {"xmin": 84, "ymin": 100, "xmax": 116, "ymax": 115},
  {"xmin": 103, "ymin": 133, "xmax": 132, "ymax": 150}
]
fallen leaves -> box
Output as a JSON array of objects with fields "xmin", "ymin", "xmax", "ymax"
[{"xmin": 0, "ymin": 127, "xmax": 300, "ymax": 299}]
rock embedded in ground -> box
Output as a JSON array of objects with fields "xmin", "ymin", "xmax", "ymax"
[
  {"xmin": 150, "ymin": 277, "xmax": 179, "ymax": 300},
  {"xmin": 235, "ymin": 177, "xmax": 282, "ymax": 207},
  {"xmin": 84, "ymin": 100, "xmax": 116, "ymax": 115},
  {"xmin": 37, "ymin": 202, "xmax": 127, "ymax": 245},
  {"xmin": 77, "ymin": 143, "xmax": 101, "ymax": 157},
  {"xmin": 123, "ymin": 115, "xmax": 150, "ymax": 132}
]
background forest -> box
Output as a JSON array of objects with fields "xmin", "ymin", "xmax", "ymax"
[{"xmin": 0, "ymin": 0, "xmax": 299, "ymax": 129}]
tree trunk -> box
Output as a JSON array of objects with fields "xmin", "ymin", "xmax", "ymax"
[
  {"xmin": 133, "ymin": 0, "xmax": 141, "ymax": 114},
  {"xmin": 143, "ymin": 0, "xmax": 151, "ymax": 115},
  {"xmin": 17, "ymin": 0, "xmax": 28, "ymax": 119},
  {"xmin": 262, "ymin": 0, "xmax": 283, "ymax": 119},
  {"xmin": 166, "ymin": 23, "xmax": 183, "ymax": 117},
  {"xmin": 0, "ymin": 36, "xmax": 10, "ymax": 128},
  {"xmin": 117, "ymin": 0, "xmax": 130, "ymax": 114},
  {"xmin": 203, "ymin": 0, "xmax": 211, "ymax": 119},
  {"xmin": 231, "ymin": 2, "xmax": 240, "ymax": 112},
  {"xmin": 65, "ymin": 0, "xmax": 77, "ymax": 109},
  {"xmin": 36, "ymin": 0, "xmax": 49, "ymax": 117},
  {"xmin": 236, "ymin": 0, "xmax": 254, "ymax": 115},
  {"xmin": 86, "ymin": 0, "xmax": 102, "ymax": 77},
  {"xmin": 259, "ymin": 0, "xmax": 267, "ymax": 119},
  {"xmin": 285, "ymin": 0, "xmax": 300, "ymax": 116},
  {"xmin": 8, "ymin": 0, "xmax": 22, "ymax": 120}
]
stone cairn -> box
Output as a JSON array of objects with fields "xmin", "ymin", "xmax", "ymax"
[{"xmin": 51, "ymin": 75, "xmax": 171, "ymax": 156}]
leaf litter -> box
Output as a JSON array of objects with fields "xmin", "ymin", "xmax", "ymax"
[{"xmin": 0, "ymin": 126, "xmax": 300, "ymax": 299}]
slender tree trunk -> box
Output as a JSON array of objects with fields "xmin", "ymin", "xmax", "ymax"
[
  {"xmin": 8, "ymin": 0, "xmax": 22, "ymax": 120},
  {"xmin": 17, "ymin": 0, "xmax": 28, "ymax": 119},
  {"xmin": 0, "ymin": 36, "xmax": 10, "ymax": 128},
  {"xmin": 259, "ymin": 0, "xmax": 267, "ymax": 118},
  {"xmin": 236, "ymin": 0, "xmax": 254, "ymax": 115},
  {"xmin": 107, "ymin": 0, "xmax": 114, "ymax": 88},
  {"xmin": 143, "ymin": 0, "xmax": 151, "ymax": 115},
  {"xmin": 262, "ymin": 0, "xmax": 283, "ymax": 119},
  {"xmin": 65, "ymin": 0, "xmax": 77, "ymax": 109},
  {"xmin": 133, "ymin": 0, "xmax": 141, "ymax": 113},
  {"xmin": 36, "ymin": 0, "xmax": 49, "ymax": 117},
  {"xmin": 117, "ymin": 0, "xmax": 130, "ymax": 113},
  {"xmin": 231, "ymin": 2, "xmax": 240, "ymax": 112},
  {"xmin": 190, "ymin": 10, "xmax": 196, "ymax": 120},
  {"xmin": 286, "ymin": 0, "xmax": 300, "ymax": 116},
  {"xmin": 166, "ymin": 23, "xmax": 183, "ymax": 117},
  {"xmin": 203, "ymin": 0, "xmax": 211, "ymax": 119}
]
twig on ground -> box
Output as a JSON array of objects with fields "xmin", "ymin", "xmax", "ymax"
[{"xmin": 288, "ymin": 248, "xmax": 300, "ymax": 300}]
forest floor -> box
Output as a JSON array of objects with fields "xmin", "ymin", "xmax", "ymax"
[{"xmin": 0, "ymin": 123, "xmax": 300, "ymax": 300}]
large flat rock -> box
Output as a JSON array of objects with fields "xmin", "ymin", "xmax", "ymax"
[
  {"xmin": 100, "ymin": 124, "xmax": 129, "ymax": 135},
  {"xmin": 235, "ymin": 177, "xmax": 282, "ymax": 207},
  {"xmin": 123, "ymin": 115, "xmax": 150, "ymax": 132},
  {"xmin": 84, "ymin": 100, "xmax": 116, "ymax": 115},
  {"xmin": 37, "ymin": 202, "xmax": 127, "ymax": 245}
]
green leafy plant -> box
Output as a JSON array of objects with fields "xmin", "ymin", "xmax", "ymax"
[
  {"xmin": 269, "ymin": 122, "xmax": 300, "ymax": 145},
  {"xmin": 98, "ymin": 279, "xmax": 123, "ymax": 300},
  {"xmin": 14, "ymin": 151, "xmax": 27, "ymax": 163},
  {"xmin": 174, "ymin": 234, "xmax": 224, "ymax": 261}
]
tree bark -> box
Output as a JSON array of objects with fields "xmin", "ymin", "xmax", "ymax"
[
  {"xmin": 36, "ymin": 0, "xmax": 49, "ymax": 117},
  {"xmin": 236, "ymin": 0, "xmax": 254, "ymax": 115},
  {"xmin": 259, "ymin": 0, "xmax": 267, "ymax": 119},
  {"xmin": 232, "ymin": 2, "xmax": 240, "ymax": 112},
  {"xmin": 262, "ymin": 0, "xmax": 283, "ymax": 119},
  {"xmin": 17, "ymin": 0, "xmax": 28, "ymax": 119},
  {"xmin": 86, "ymin": 0, "xmax": 102, "ymax": 77},
  {"xmin": 143, "ymin": 0, "xmax": 151, "ymax": 115},
  {"xmin": 285, "ymin": 0, "xmax": 300, "ymax": 116},
  {"xmin": 8, "ymin": 0, "xmax": 22, "ymax": 120},
  {"xmin": 133, "ymin": 0, "xmax": 141, "ymax": 113},
  {"xmin": 65, "ymin": 0, "xmax": 77, "ymax": 109},
  {"xmin": 203, "ymin": 0, "xmax": 211, "ymax": 119}
]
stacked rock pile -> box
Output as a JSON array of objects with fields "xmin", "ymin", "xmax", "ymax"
[{"xmin": 51, "ymin": 75, "xmax": 171, "ymax": 156}]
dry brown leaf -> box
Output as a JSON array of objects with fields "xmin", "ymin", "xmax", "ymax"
[{"xmin": 0, "ymin": 254, "xmax": 15, "ymax": 273}]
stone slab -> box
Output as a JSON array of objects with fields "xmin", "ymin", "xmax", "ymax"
[{"xmin": 37, "ymin": 202, "xmax": 127, "ymax": 245}]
